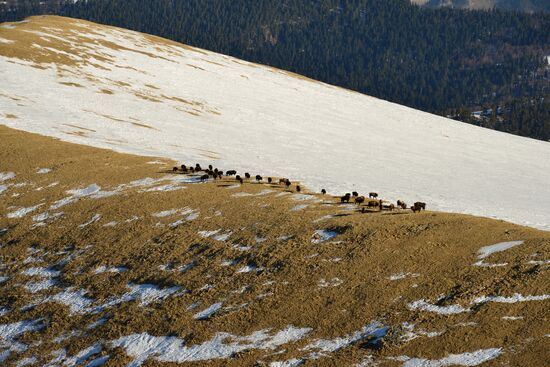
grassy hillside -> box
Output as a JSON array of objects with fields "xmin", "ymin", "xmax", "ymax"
[{"xmin": 1, "ymin": 125, "xmax": 549, "ymax": 366}]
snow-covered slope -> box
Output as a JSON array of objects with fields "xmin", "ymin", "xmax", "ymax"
[{"xmin": 1, "ymin": 16, "xmax": 549, "ymax": 230}]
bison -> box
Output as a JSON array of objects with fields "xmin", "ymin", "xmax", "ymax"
[
  {"xmin": 200, "ymin": 174, "xmax": 209, "ymax": 182},
  {"xmin": 285, "ymin": 179, "xmax": 291, "ymax": 189},
  {"xmin": 296, "ymin": 185, "xmax": 301, "ymax": 193},
  {"xmin": 414, "ymin": 202, "xmax": 426, "ymax": 211},
  {"xmin": 355, "ymin": 196, "xmax": 365, "ymax": 205},
  {"xmin": 367, "ymin": 200, "xmax": 379, "ymax": 208},
  {"xmin": 369, "ymin": 192, "xmax": 378, "ymax": 199},
  {"xmin": 268, "ymin": 177, "xmax": 273, "ymax": 184},
  {"xmin": 352, "ymin": 191, "xmax": 359, "ymax": 197},
  {"xmin": 341, "ymin": 193, "xmax": 351, "ymax": 203},
  {"xmin": 321, "ymin": 189, "xmax": 326, "ymax": 195},
  {"xmin": 245, "ymin": 172, "xmax": 251, "ymax": 179},
  {"xmin": 226, "ymin": 170, "xmax": 237, "ymax": 176},
  {"xmin": 255, "ymin": 175, "xmax": 262, "ymax": 182},
  {"xmin": 181, "ymin": 164, "xmax": 187, "ymax": 172},
  {"xmin": 411, "ymin": 204, "xmax": 422, "ymax": 213},
  {"xmin": 172, "ymin": 167, "xmax": 178, "ymax": 172}
]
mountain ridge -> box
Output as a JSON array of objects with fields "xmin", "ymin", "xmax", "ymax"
[{"xmin": 411, "ymin": 0, "xmax": 550, "ymax": 12}]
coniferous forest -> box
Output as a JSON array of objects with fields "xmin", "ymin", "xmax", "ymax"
[{"xmin": 2, "ymin": 0, "xmax": 549, "ymax": 141}]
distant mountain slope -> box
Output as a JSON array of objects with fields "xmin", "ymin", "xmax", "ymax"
[
  {"xmin": 412, "ymin": 0, "xmax": 550, "ymax": 12},
  {"xmin": 1, "ymin": 16, "xmax": 550, "ymax": 231},
  {"xmin": 1, "ymin": 0, "xmax": 549, "ymax": 141}
]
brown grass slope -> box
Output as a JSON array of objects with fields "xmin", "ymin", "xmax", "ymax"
[{"xmin": 0, "ymin": 125, "xmax": 549, "ymax": 366}]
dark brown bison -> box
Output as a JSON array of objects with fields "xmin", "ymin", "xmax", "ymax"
[
  {"xmin": 208, "ymin": 164, "xmax": 213, "ymax": 171},
  {"xmin": 411, "ymin": 204, "xmax": 422, "ymax": 213},
  {"xmin": 181, "ymin": 164, "xmax": 187, "ymax": 172},
  {"xmin": 341, "ymin": 193, "xmax": 351, "ymax": 203},
  {"xmin": 189, "ymin": 167, "xmax": 195, "ymax": 173},
  {"xmin": 226, "ymin": 170, "xmax": 237, "ymax": 176},
  {"xmin": 321, "ymin": 189, "xmax": 326, "ymax": 195},
  {"xmin": 367, "ymin": 200, "xmax": 379, "ymax": 208},
  {"xmin": 414, "ymin": 202, "xmax": 426, "ymax": 210},
  {"xmin": 172, "ymin": 167, "xmax": 178, "ymax": 172},
  {"xmin": 355, "ymin": 196, "xmax": 365, "ymax": 205},
  {"xmin": 279, "ymin": 178, "xmax": 287, "ymax": 185},
  {"xmin": 352, "ymin": 191, "xmax": 359, "ymax": 197},
  {"xmin": 195, "ymin": 163, "xmax": 202, "ymax": 171},
  {"xmin": 369, "ymin": 192, "xmax": 378, "ymax": 199},
  {"xmin": 255, "ymin": 175, "xmax": 262, "ymax": 182},
  {"xmin": 245, "ymin": 172, "xmax": 251, "ymax": 179},
  {"xmin": 236, "ymin": 175, "xmax": 241, "ymax": 181},
  {"xmin": 268, "ymin": 177, "xmax": 272, "ymax": 184},
  {"xmin": 285, "ymin": 179, "xmax": 291, "ymax": 189},
  {"xmin": 296, "ymin": 185, "xmax": 301, "ymax": 192},
  {"xmin": 200, "ymin": 174, "xmax": 209, "ymax": 182}
]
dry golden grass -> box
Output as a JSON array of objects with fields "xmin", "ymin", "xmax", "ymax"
[{"xmin": 0, "ymin": 125, "xmax": 548, "ymax": 366}]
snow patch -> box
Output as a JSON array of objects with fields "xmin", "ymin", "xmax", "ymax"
[
  {"xmin": 111, "ymin": 325, "xmax": 311, "ymax": 365},
  {"xmin": 0, "ymin": 319, "xmax": 44, "ymax": 363},
  {"xmin": 290, "ymin": 204, "xmax": 308, "ymax": 211},
  {"xmin": 79, "ymin": 214, "xmax": 101, "ymax": 228},
  {"xmin": 407, "ymin": 300, "xmax": 469, "ymax": 315},
  {"xmin": 93, "ymin": 265, "xmax": 127, "ymax": 274},
  {"xmin": 477, "ymin": 241, "xmax": 523, "ymax": 259},
  {"xmin": 396, "ymin": 348, "xmax": 502, "ymax": 367},
  {"xmin": 21, "ymin": 267, "xmax": 60, "ymax": 278},
  {"xmin": 318, "ymin": 278, "xmax": 343, "ymax": 288},
  {"xmin": 193, "ymin": 302, "xmax": 223, "ymax": 320},
  {"xmin": 0, "ymin": 172, "xmax": 15, "ymax": 182},
  {"xmin": 473, "ymin": 293, "xmax": 550, "ymax": 304},
  {"xmin": 24, "ymin": 278, "xmax": 58, "ymax": 293},
  {"xmin": 212, "ymin": 231, "xmax": 232, "ymax": 241},
  {"xmin": 46, "ymin": 288, "xmax": 94, "ymax": 315},
  {"xmin": 270, "ymin": 359, "xmax": 304, "ymax": 367},
  {"xmin": 7, "ymin": 204, "xmax": 43, "ymax": 219},
  {"xmin": 311, "ymin": 229, "xmax": 338, "ymax": 244},
  {"xmin": 387, "ymin": 272, "xmax": 420, "ymax": 281},
  {"xmin": 304, "ymin": 322, "xmax": 388, "ymax": 356}
]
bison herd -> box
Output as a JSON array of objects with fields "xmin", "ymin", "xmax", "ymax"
[{"xmin": 172, "ymin": 162, "xmax": 427, "ymax": 214}]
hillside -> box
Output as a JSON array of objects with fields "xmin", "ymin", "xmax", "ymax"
[
  {"xmin": 1, "ymin": 125, "xmax": 549, "ymax": 366},
  {"xmin": 1, "ymin": 16, "xmax": 550, "ymax": 231},
  {"xmin": 1, "ymin": 1, "xmax": 550, "ymax": 141},
  {"xmin": 411, "ymin": 0, "xmax": 550, "ymax": 13}
]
